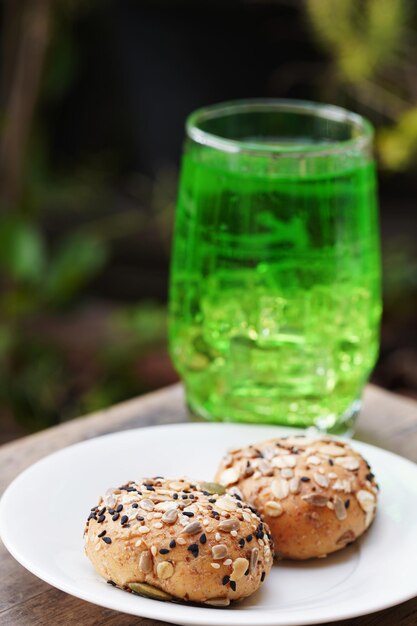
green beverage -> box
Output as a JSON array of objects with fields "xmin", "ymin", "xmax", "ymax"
[{"xmin": 169, "ymin": 100, "xmax": 381, "ymax": 433}]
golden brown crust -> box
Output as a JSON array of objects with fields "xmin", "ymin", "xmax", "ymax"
[
  {"xmin": 215, "ymin": 436, "xmax": 379, "ymax": 560},
  {"xmin": 84, "ymin": 477, "xmax": 273, "ymax": 605}
]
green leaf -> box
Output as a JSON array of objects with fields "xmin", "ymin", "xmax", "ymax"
[
  {"xmin": 0, "ymin": 217, "xmax": 45, "ymax": 282},
  {"xmin": 45, "ymin": 233, "xmax": 108, "ymax": 304}
]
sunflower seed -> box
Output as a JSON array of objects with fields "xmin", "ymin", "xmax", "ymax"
[
  {"xmin": 334, "ymin": 496, "xmax": 347, "ymax": 520},
  {"xmin": 218, "ymin": 518, "xmax": 240, "ymax": 532},
  {"xmin": 212, "ymin": 544, "xmax": 228, "ymax": 560},
  {"xmin": 139, "ymin": 550, "xmax": 153, "ymax": 573},
  {"xmin": 162, "ymin": 508, "xmax": 178, "ymax": 525},
  {"xmin": 183, "ymin": 521, "xmax": 203, "ymax": 535},
  {"xmin": 250, "ymin": 547, "xmax": 259, "ymax": 572},
  {"xmin": 302, "ymin": 494, "xmax": 329, "ymax": 506}
]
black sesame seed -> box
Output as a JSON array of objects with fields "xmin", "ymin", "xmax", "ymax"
[
  {"xmin": 199, "ymin": 533, "xmax": 207, "ymax": 544},
  {"xmin": 137, "ymin": 491, "xmax": 142, "ymax": 495},
  {"xmin": 98, "ymin": 530, "xmax": 106, "ymax": 538},
  {"xmin": 222, "ymin": 575, "xmax": 230, "ymax": 586},
  {"xmin": 237, "ymin": 502, "xmax": 243, "ymax": 508},
  {"xmin": 328, "ymin": 459, "xmax": 334, "ymax": 466},
  {"xmin": 187, "ymin": 544, "xmax": 199, "ymax": 557},
  {"xmin": 132, "ymin": 503, "xmax": 139, "ymax": 508},
  {"xmin": 208, "ymin": 498, "xmax": 216, "ymax": 504},
  {"xmin": 146, "ymin": 486, "xmax": 155, "ymax": 492},
  {"xmin": 116, "ymin": 504, "xmax": 123, "ymax": 513},
  {"xmin": 126, "ymin": 487, "xmax": 136, "ymax": 492},
  {"xmin": 107, "ymin": 580, "xmax": 116, "ymax": 586},
  {"xmin": 98, "ymin": 507, "xmax": 106, "ymax": 516},
  {"xmin": 345, "ymin": 499, "xmax": 350, "ymax": 509},
  {"xmin": 261, "ymin": 571, "xmax": 266, "ymax": 582},
  {"xmin": 108, "ymin": 509, "xmax": 115, "ymax": 515},
  {"xmin": 202, "ymin": 491, "xmax": 210, "ymax": 496},
  {"xmin": 91, "ymin": 506, "xmax": 98, "ymax": 511},
  {"xmin": 246, "ymin": 534, "xmax": 253, "ymax": 542},
  {"xmin": 103, "ymin": 536, "xmax": 112, "ymax": 544},
  {"xmin": 238, "ymin": 538, "xmax": 245, "ymax": 548},
  {"xmin": 366, "ymin": 472, "xmax": 374, "ymax": 481},
  {"xmin": 189, "ymin": 494, "xmax": 195, "ymax": 499},
  {"xmin": 98, "ymin": 515, "xmax": 105, "ymax": 523},
  {"xmin": 183, "ymin": 511, "xmax": 194, "ymax": 517},
  {"xmin": 136, "ymin": 515, "xmax": 144, "ymax": 521},
  {"xmin": 244, "ymin": 568, "xmax": 249, "ymax": 576},
  {"xmin": 87, "ymin": 513, "xmax": 97, "ymax": 521},
  {"xmin": 159, "ymin": 548, "xmax": 170, "ymax": 555},
  {"xmin": 230, "ymin": 580, "xmax": 237, "ymax": 592},
  {"xmin": 301, "ymin": 476, "xmax": 311, "ymax": 482},
  {"xmin": 121, "ymin": 515, "xmax": 128, "ymax": 524},
  {"xmin": 169, "ymin": 539, "xmax": 176, "ymax": 549},
  {"xmin": 172, "ymin": 493, "xmax": 178, "ymax": 500},
  {"xmin": 211, "ymin": 510, "xmax": 219, "ymax": 516},
  {"xmin": 112, "ymin": 513, "xmax": 120, "ymax": 521},
  {"xmin": 182, "ymin": 495, "xmax": 189, "ymax": 500},
  {"xmin": 256, "ymin": 530, "xmax": 264, "ymax": 540}
]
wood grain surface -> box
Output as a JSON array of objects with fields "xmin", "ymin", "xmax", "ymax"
[{"xmin": 1, "ymin": 383, "xmax": 417, "ymax": 626}]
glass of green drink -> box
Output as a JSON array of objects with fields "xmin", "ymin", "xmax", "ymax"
[{"xmin": 169, "ymin": 100, "xmax": 381, "ymax": 434}]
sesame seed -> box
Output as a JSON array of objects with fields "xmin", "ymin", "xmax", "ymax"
[
  {"xmin": 112, "ymin": 513, "xmax": 119, "ymax": 521},
  {"xmin": 108, "ymin": 509, "xmax": 115, "ymax": 515},
  {"xmin": 136, "ymin": 515, "xmax": 145, "ymax": 521},
  {"xmin": 116, "ymin": 505, "xmax": 123, "ymax": 513},
  {"xmin": 107, "ymin": 580, "xmax": 116, "ymax": 586},
  {"xmin": 199, "ymin": 533, "xmax": 207, "ymax": 544},
  {"xmin": 329, "ymin": 459, "xmax": 334, "ymax": 466},
  {"xmin": 159, "ymin": 548, "xmax": 169, "ymax": 554},
  {"xmin": 238, "ymin": 538, "xmax": 245, "ymax": 548},
  {"xmin": 261, "ymin": 571, "xmax": 266, "ymax": 582},
  {"xmin": 98, "ymin": 507, "xmax": 106, "ymax": 516},
  {"xmin": 222, "ymin": 575, "xmax": 230, "ymax": 585},
  {"xmin": 102, "ymin": 537, "xmax": 112, "ymax": 544},
  {"xmin": 98, "ymin": 530, "xmax": 106, "ymax": 538},
  {"xmin": 230, "ymin": 580, "xmax": 237, "ymax": 592},
  {"xmin": 246, "ymin": 534, "xmax": 253, "ymax": 542},
  {"xmin": 173, "ymin": 493, "xmax": 178, "ymax": 500},
  {"xmin": 169, "ymin": 539, "xmax": 176, "ymax": 549},
  {"xmin": 121, "ymin": 515, "xmax": 128, "ymax": 524},
  {"xmin": 208, "ymin": 498, "xmax": 216, "ymax": 503},
  {"xmin": 301, "ymin": 477, "xmax": 310, "ymax": 482},
  {"xmin": 132, "ymin": 503, "xmax": 139, "ymax": 508},
  {"xmin": 183, "ymin": 511, "xmax": 194, "ymax": 517},
  {"xmin": 366, "ymin": 472, "xmax": 374, "ymax": 481},
  {"xmin": 345, "ymin": 499, "xmax": 350, "ymax": 509},
  {"xmin": 211, "ymin": 562, "xmax": 220, "ymax": 569},
  {"xmin": 97, "ymin": 515, "xmax": 105, "ymax": 523}
]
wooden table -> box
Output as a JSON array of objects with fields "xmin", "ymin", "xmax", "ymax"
[{"xmin": 1, "ymin": 383, "xmax": 417, "ymax": 626}]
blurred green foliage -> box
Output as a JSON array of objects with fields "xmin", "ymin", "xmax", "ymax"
[{"xmin": 306, "ymin": 0, "xmax": 417, "ymax": 171}]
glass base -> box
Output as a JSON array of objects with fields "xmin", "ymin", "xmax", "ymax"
[{"xmin": 186, "ymin": 393, "xmax": 361, "ymax": 437}]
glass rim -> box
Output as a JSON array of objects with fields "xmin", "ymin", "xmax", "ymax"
[{"xmin": 186, "ymin": 98, "xmax": 374, "ymax": 157}]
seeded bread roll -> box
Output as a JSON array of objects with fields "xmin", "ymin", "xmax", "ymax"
[
  {"xmin": 215, "ymin": 436, "xmax": 378, "ymax": 560},
  {"xmin": 84, "ymin": 477, "xmax": 273, "ymax": 606}
]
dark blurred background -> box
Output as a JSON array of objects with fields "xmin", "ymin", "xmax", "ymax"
[{"xmin": 1, "ymin": 0, "xmax": 416, "ymax": 443}]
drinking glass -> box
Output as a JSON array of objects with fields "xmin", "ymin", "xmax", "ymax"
[{"xmin": 169, "ymin": 99, "xmax": 381, "ymax": 434}]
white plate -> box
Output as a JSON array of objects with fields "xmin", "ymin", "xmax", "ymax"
[{"xmin": 1, "ymin": 423, "xmax": 417, "ymax": 626}]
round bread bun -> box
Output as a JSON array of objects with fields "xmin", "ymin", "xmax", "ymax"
[
  {"xmin": 214, "ymin": 436, "xmax": 379, "ymax": 560},
  {"xmin": 84, "ymin": 477, "xmax": 274, "ymax": 606}
]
